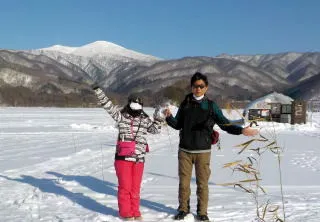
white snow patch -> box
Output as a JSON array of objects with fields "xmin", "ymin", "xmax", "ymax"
[{"xmin": 0, "ymin": 107, "xmax": 319, "ymax": 221}]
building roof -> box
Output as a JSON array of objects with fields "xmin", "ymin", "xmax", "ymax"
[{"xmin": 244, "ymin": 92, "xmax": 293, "ymax": 111}]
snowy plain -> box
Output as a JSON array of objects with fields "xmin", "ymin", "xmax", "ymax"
[{"xmin": 0, "ymin": 107, "xmax": 319, "ymax": 222}]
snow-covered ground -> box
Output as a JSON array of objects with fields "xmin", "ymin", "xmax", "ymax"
[{"xmin": 0, "ymin": 107, "xmax": 319, "ymax": 222}]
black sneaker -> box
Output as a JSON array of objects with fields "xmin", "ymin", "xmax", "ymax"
[
  {"xmin": 174, "ymin": 211, "xmax": 189, "ymax": 220},
  {"xmin": 196, "ymin": 214, "xmax": 210, "ymax": 222}
]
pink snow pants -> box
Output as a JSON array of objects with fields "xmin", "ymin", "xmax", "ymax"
[{"xmin": 114, "ymin": 160, "xmax": 144, "ymax": 218}]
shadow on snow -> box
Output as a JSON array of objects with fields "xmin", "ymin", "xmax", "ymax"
[
  {"xmin": 0, "ymin": 172, "xmax": 176, "ymax": 216},
  {"xmin": 0, "ymin": 174, "xmax": 118, "ymax": 217}
]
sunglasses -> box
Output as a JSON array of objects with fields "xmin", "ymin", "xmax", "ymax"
[{"xmin": 192, "ymin": 84, "xmax": 206, "ymax": 89}]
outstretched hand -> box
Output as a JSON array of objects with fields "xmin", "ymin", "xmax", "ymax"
[
  {"xmin": 153, "ymin": 106, "xmax": 165, "ymax": 122},
  {"xmin": 242, "ymin": 126, "xmax": 259, "ymax": 137},
  {"xmin": 163, "ymin": 108, "xmax": 172, "ymax": 117}
]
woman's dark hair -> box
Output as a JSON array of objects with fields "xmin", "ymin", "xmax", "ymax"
[
  {"xmin": 121, "ymin": 104, "xmax": 149, "ymax": 117},
  {"xmin": 120, "ymin": 94, "xmax": 148, "ymax": 117},
  {"xmin": 120, "ymin": 104, "xmax": 131, "ymax": 114},
  {"xmin": 190, "ymin": 72, "xmax": 208, "ymax": 86},
  {"xmin": 127, "ymin": 94, "xmax": 143, "ymax": 106}
]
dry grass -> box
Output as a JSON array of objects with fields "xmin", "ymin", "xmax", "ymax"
[{"xmin": 220, "ymin": 106, "xmax": 286, "ymax": 221}]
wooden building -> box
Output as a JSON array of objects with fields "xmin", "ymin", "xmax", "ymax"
[{"xmin": 243, "ymin": 92, "xmax": 295, "ymax": 123}]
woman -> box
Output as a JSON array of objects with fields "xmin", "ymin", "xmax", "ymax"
[{"xmin": 93, "ymin": 86, "xmax": 163, "ymax": 221}]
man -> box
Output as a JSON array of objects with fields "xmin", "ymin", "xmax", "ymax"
[{"xmin": 164, "ymin": 72, "xmax": 258, "ymax": 221}]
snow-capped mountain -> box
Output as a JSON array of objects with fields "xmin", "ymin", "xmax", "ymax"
[
  {"xmin": 0, "ymin": 41, "xmax": 162, "ymax": 106},
  {"xmin": 37, "ymin": 41, "xmax": 159, "ymax": 61},
  {"xmin": 39, "ymin": 45, "xmax": 77, "ymax": 54},
  {"xmin": 1, "ymin": 40, "xmax": 320, "ymax": 106},
  {"xmin": 30, "ymin": 41, "xmax": 161, "ymax": 87}
]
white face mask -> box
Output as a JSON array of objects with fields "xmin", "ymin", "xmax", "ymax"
[
  {"xmin": 129, "ymin": 102, "xmax": 142, "ymax": 110},
  {"xmin": 193, "ymin": 94, "xmax": 204, "ymax": 100}
]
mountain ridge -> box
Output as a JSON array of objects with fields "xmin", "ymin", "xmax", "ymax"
[{"xmin": 1, "ymin": 41, "xmax": 320, "ymax": 106}]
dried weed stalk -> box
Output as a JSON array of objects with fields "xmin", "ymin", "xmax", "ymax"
[{"xmin": 220, "ymin": 106, "xmax": 286, "ymax": 222}]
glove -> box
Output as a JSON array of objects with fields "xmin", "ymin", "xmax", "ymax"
[
  {"xmin": 91, "ymin": 83, "xmax": 104, "ymax": 100},
  {"xmin": 153, "ymin": 106, "xmax": 165, "ymax": 122},
  {"xmin": 91, "ymin": 83, "xmax": 105, "ymax": 102},
  {"xmin": 91, "ymin": 83, "xmax": 100, "ymax": 90}
]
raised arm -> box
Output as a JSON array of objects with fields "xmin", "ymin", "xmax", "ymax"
[
  {"xmin": 146, "ymin": 107, "xmax": 164, "ymax": 134},
  {"xmin": 93, "ymin": 87, "xmax": 122, "ymax": 123}
]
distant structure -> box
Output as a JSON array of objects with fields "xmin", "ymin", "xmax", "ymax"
[
  {"xmin": 243, "ymin": 92, "xmax": 306, "ymax": 124},
  {"xmin": 308, "ymin": 100, "xmax": 320, "ymax": 112}
]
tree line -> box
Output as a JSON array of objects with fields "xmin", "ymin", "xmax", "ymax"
[{"xmin": 0, "ymin": 81, "xmax": 249, "ymax": 109}]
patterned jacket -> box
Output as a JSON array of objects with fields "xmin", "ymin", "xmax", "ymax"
[{"xmin": 94, "ymin": 87, "xmax": 162, "ymax": 162}]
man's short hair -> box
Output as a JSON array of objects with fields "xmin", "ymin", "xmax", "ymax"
[{"xmin": 190, "ymin": 72, "xmax": 208, "ymax": 86}]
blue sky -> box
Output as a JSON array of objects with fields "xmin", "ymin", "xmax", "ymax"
[{"xmin": 0, "ymin": 0, "xmax": 319, "ymax": 59}]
